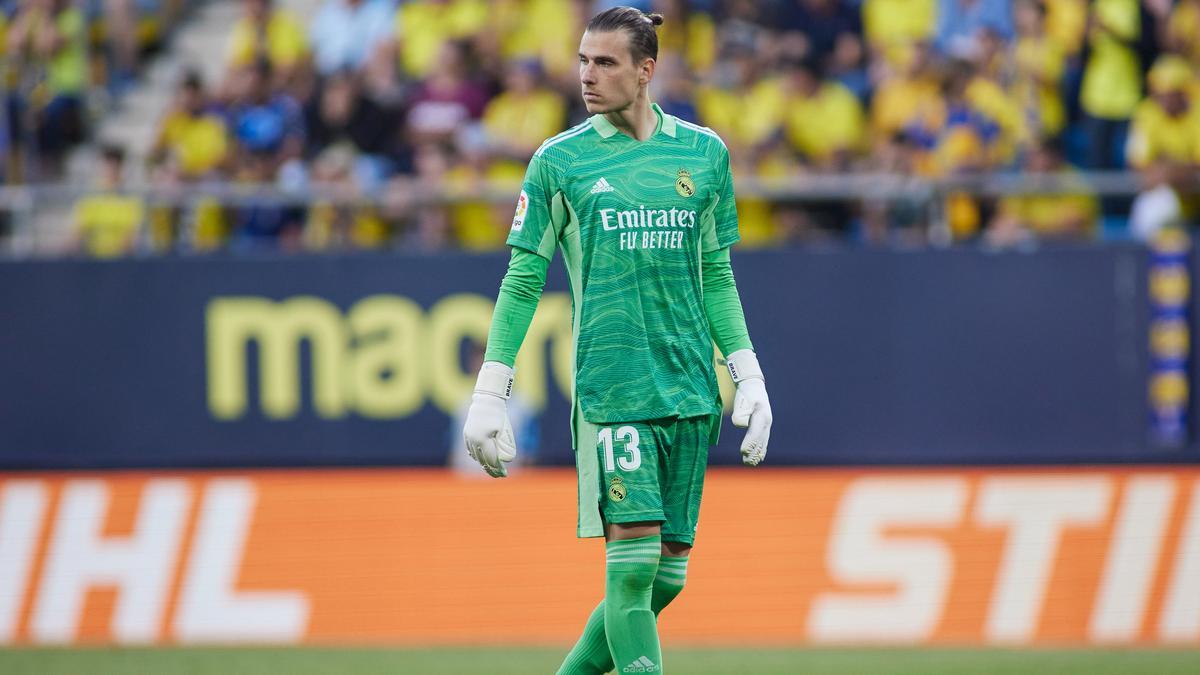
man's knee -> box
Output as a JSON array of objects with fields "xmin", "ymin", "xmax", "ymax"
[
  {"xmin": 662, "ymin": 540, "xmax": 691, "ymax": 557},
  {"xmin": 652, "ymin": 542, "xmax": 691, "ymax": 613},
  {"xmin": 605, "ymin": 520, "xmax": 662, "ymax": 541},
  {"xmin": 605, "ymin": 523, "xmax": 662, "ymax": 592}
]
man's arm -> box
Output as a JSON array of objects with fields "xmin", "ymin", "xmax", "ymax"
[
  {"xmin": 462, "ymin": 246, "xmax": 548, "ymax": 477},
  {"xmin": 701, "ymin": 138, "xmax": 772, "ymax": 466},
  {"xmin": 463, "ymin": 146, "xmax": 562, "ymax": 477},
  {"xmin": 701, "ymin": 247, "xmax": 752, "ymax": 357},
  {"xmin": 484, "ymin": 246, "xmax": 551, "ymax": 366},
  {"xmin": 701, "ymin": 246, "xmax": 770, "ymax": 466}
]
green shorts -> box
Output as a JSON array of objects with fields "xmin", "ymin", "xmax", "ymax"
[{"xmin": 574, "ymin": 414, "xmax": 716, "ymax": 545}]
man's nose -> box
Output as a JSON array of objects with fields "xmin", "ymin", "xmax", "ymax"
[{"xmin": 580, "ymin": 64, "xmax": 597, "ymax": 84}]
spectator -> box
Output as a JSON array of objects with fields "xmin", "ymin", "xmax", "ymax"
[
  {"xmin": 862, "ymin": 0, "xmax": 938, "ymax": 54},
  {"xmin": 445, "ymin": 127, "xmax": 521, "ymax": 250},
  {"xmin": 149, "ymin": 70, "xmax": 229, "ymax": 183},
  {"xmin": 987, "ymin": 136, "xmax": 1098, "ymax": 246},
  {"xmin": 1166, "ymin": 0, "xmax": 1200, "ymax": 65},
  {"xmin": 782, "ymin": 58, "xmax": 866, "ymax": 171},
  {"xmin": 308, "ymin": 0, "xmax": 395, "ymax": 77},
  {"xmin": 1079, "ymin": 0, "xmax": 1143, "ymax": 171},
  {"xmin": 489, "ymin": 0, "xmax": 581, "ymax": 80},
  {"xmin": 918, "ymin": 60, "xmax": 1015, "ymax": 239},
  {"xmin": 964, "ymin": 27, "xmax": 1023, "ymax": 165},
  {"xmin": 227, "ymin": 59, "xmax": 305, "ymax": 180},
  {"xmin": 102, "ymin": 0, "xmax": 142, "ymax": 90},
  {"xmin": 870, "ymin": 41, "xmax": 941, "ymax": 149},
  {"xmin": 935, "ymin": 0, "xmax": 1015, "ymax": 60},
  {"xmin": 227, "ymin": 149, "xmax": 306, "ymax": 253},
  {"xmin": 775, "ymin": 0, "xmax": 865, "ymax": 65},
  {"xmin": 304, "ymin": 143, "xmax": 391, "ymax": 250},
  {"xmin": 481, "ymin": 59, "xmax": 566, "ymax": 163},
  {"xmin": 775, "ymin": 0, "xmax": 869, "ymax": 100},
  {"xmin": 695, "ymin": 44, "xmax": 785, "ymax": 161},
  {"xmin": 399, "ymin": 140, "xmax": 454, "ymax": 250},
  {"xmin": 304, "ymin": 69, "xmax": 397, "ymax": 193},
  {"xmin": 1044, "ymin": 0, "xmax": 1089, "ymax": 56},
  {"xmin": 1012, "ymin": 0, "xmax": 1068, "ymax": 141},
  {"xmin": 405, "ymin": 40, "xmax": 489, "ymax": 145},
  {"xmin": 394, "ymin": 0, "xmax": 489, "ymax": 79},
  {"xmin": 861, "ymin": 131, "xmax": 929, "ymax": 245},
  {"xmin": 72, "ymin": 145, "xmax": 144, "ymax": 258},
  {"xmin": 6, "ymin": 0, "xmax": 88, "ymax": 178},
  {"xmin": 713, "ymin": 0, "xmax": 772, "ymax": 58},
  {"xmin": 937, "ymin": 60, "xmax": 1019, "ymax": 162},
  {"xmin": 651, "ymin": 0, "xmax": 717, "ymax": 75},
  {"xmin": 226, "ymin": 0, "xmax": 310, "ymax": 85},
  {"xmin": 652, "ymin": 56, "xmax": 700, "ymax": 123},
  {"xmin": 1126, "ymin": 55, "xmax": 1200, "ymax": 238}
]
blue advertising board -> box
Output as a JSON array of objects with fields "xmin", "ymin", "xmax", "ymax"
[{"xmin": 0, "ymin": 245, "xmax": 1192, "ymax": 469}]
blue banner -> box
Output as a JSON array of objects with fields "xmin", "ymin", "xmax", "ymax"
[{"xmin": 1, "ymin": 246, "xmax": 1195, "ymax": 469}]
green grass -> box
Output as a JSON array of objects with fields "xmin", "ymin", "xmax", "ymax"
[{"xmin": 0, "ymin": 647, "xmax": 1197, "ymax": 675}]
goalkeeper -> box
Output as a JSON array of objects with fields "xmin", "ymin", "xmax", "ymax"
[{"xmin": 462, "ymin": 7, "xmax": 771, "ymax": 674}]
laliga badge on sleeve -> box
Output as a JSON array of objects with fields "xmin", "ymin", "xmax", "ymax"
[{"xmin": 511, "ymin": 190, "xmax": 528, "ymax": 231}]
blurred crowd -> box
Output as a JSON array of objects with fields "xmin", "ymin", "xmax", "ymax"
[
  {"xmin": 11, "ymin": 0, "xmax": 1200, "ymax": 256},
  {"xmin": 3, "ymin": 0, "xmax": 189, "ymax": 179}
]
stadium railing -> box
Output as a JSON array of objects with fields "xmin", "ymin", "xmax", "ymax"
[{"xmin": 0, "ymin": 170, "xmax": 1177, "ymax": 257}]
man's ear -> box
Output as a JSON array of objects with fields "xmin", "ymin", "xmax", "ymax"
[{"xmin": 640, "ymin": 57, "xmax": 656, "ymax": 86}]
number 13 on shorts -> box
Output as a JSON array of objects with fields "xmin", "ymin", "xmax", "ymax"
[{"xmin": 599, "ymin": 425, "xmax": 642, "ymax": 471}]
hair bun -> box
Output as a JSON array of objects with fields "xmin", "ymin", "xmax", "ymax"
[{"xmin": 646, "ymin": 12, "xmax": 664, "ymax": 26}]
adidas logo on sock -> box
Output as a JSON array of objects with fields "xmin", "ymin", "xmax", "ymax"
[
  {"xmin": 622, "ymin": 656, "xmax": 658, "ymax": 672},
  {"xmin": 591, "ymin": 177, "xmax": 615, "ymax": 194}
]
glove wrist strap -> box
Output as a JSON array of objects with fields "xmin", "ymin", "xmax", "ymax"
[
  {"xmin": 475, "ymin": 361, "xmax": 515, "ymax": 399},
  {"xmin": 726, "ymin": 349, "xmax": 764, "ymax": 383}
]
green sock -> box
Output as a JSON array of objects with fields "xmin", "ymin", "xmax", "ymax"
[
  {"xmin": 651, "ymin": 556, "xmax": 688, "ymax": 614},
  {"xmin": 558, "ymin": 545, "xmax": 689, "ymax": 674},
  {"xmin": 604, "ymin": 536, "xmax": 662, "ymax": 673},
  {"xmin": 557, "ymin": 602, "xmax": 608, "ymax": 675}
]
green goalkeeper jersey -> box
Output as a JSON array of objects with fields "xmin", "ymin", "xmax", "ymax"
[{"xmin": 506, "ymin": 104, "xmax": 740, "ymax": 424}]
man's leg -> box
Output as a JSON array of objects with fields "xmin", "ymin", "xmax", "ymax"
[
  {"xmin": 602, "ymin": 522, "xmax": 663, "ymax": 673},
  {"xmin": 559, "ymin": 422, "xmax": 670, "ymax": 674},
  {"xmin": 652, "ymin": 541, "xmax": 692, "ymax": 614},
  {"xmin": 559, "ymin": 538, "xmax": 692, "ymax": 675}
]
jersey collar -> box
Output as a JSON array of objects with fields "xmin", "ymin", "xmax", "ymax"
[{"xmin": 589, "ymin": 103, "xmax": 677, "ymax": 140}]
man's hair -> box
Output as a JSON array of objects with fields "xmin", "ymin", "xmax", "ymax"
[
  {"xmin": 100, "ymin": 143, "xmax": 126, "ymax": 165},
  {"xmin": 586, "ymin": 7, "xmax": 664, "ymax": 62},
  {"xmin": 181, "ymin": 68, "xmax": 204, "ymax": 91}
]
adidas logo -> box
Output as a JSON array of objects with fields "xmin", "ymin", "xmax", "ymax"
[
  {"xmin": 622, "ymin": 656, "xmax": 658, "ymax": 672},
  {"xmin": 591, "ymin": 177, "xmax": 615, "ymax": 194}
]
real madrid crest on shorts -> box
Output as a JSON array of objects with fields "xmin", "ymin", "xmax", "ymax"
[
  {"xmin": 608, "ymin": 476, "xmax": 627, "ymax": 502},
  {"xmin": 675, "ymin": 168, "xmax": 695, "ymax": 198}
]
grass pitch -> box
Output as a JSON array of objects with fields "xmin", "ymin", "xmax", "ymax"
[{"xmin": 1, "ymin": 647, "xmax": 1198, "ymax": 674}]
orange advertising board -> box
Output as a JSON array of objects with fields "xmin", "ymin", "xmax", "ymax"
[{"xmin": 0, "ymin": 467, "xmax": 1198, "ymax": 646}]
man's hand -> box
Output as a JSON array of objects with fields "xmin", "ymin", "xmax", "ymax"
[
  {"xmin": 726, "ymin": 349, "xmax": 772, "ymax": 466},
  {"xmin": 462, "ymin": 362, "xmax": 518, "ymax": 478}
]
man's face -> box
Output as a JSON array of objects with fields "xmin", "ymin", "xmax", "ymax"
[
  {"xmin": 181, "ymin": 85, "xmax": 203, "ymax": 113},
  {"xmin": 1158, "ymin": 90, "xmax": 1189, "ymax": 117},
  {"xmin": 1027, "ymin": 147, "xmax": 1057, "ymax": 172},
  {"xmin": 579, "ymin": 30, "xmax": 650, "ymax": 114},
  {"xmin": 246, "ymin": 0, "xmax": 268, "ymax": 21}
]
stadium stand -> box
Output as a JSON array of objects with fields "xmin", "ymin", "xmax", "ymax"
[{"xmin": 0, "ymin": 0, "xmax": 1197, "ymax": 256}]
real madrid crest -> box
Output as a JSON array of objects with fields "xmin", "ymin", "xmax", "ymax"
[
  {"xmin": 608, "ymin": 476, "xmax": 627, "ymax": 502},
  {"xmin": 675, "ymin": 168, "xmax": 695, "ymax": 198}
]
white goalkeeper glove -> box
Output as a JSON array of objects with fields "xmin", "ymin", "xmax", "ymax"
[
  {"xmin": 462, "ymin": 361, "xmax": 518, "ymax": 478},
  {"xmin": 726, "ymin": 349, "xmax": 772, "ymax": 466}
]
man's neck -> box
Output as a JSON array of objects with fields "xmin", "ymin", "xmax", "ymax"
[{"xmin": 603, "ymin": 94, "xmax": 657, "ymax": 141}]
